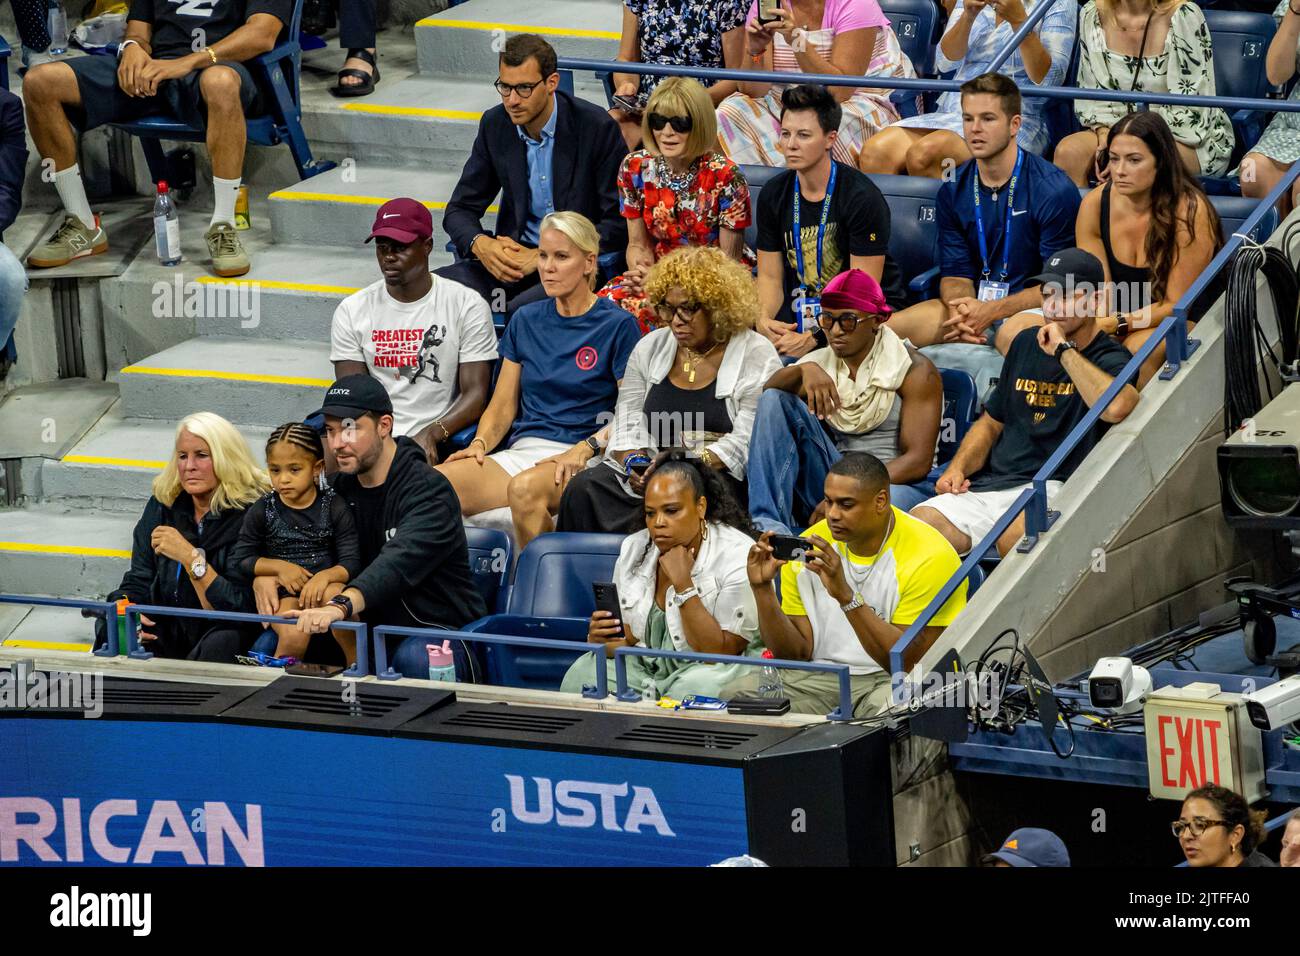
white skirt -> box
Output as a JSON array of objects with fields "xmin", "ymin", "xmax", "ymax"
[{"xmin": 488, "ymin": 436, "xmax": 572, "ymax": 477}]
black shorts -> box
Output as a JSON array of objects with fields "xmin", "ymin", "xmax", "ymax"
[{"xmin": 66, "ymin": 53, "xmax": 261, "ymax": 133}]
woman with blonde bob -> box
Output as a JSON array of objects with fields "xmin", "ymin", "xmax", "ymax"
[
  {"xmin": 599, "ymin": 77, "xmax": 754, "ymax": 334},
  {"xmin": 440, "ymin": 211, "xmax": 642, "ymax": 543},
  {"xmin": 558, "ymin": 245, "xmax": 782, "ymax": 534},
  {"xmin": 100, "ymin": 411, "xmax": 271, "ymax": 662}
]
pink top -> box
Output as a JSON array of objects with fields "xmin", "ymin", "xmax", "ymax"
[{"xmin": 746, "ymin": 0, "xmax": 889, "ymax": 32}]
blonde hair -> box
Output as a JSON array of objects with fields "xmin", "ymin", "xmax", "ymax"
[
  {"xmin": 540, "ymin": 211, "xmax": 601, "ymax": 290},
  {"xmin": 641, "ymin": 77, "xmax": 717, "ymax": 163},
  {"xmin": 151, "ymin": 411, "xmax": 270, "ymax": 514},
  {"xmin": 643, "ymin": 246, "xmax": 760, "ymax": 341}
]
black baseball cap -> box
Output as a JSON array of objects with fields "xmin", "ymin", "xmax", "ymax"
[
  {"xmin": 314, "ymin": 374, "xmax": 393, "ymax": 420},
  {"xmin": 1027, "ymin": 247, "xmax": 1105, "ymax": 291}
]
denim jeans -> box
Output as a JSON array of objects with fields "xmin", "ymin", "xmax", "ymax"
[
  {"xmin": 0, "ymin": 243, "xmax": 27, "ymax": 364},
  {"xmin": 746, "ymin": 389, "xmax": 934, "ymax": 535}
]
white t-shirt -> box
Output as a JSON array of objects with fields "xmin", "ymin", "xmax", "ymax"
[{"xmin": 330, "ymin": 274, "xmax": 499, "ymax": 438}]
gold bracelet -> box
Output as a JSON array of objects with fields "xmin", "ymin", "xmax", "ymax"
[
  {"xmin": 700, "ymin": 447, "xmax": 715, "ymax": 468},
  {"xmin": 435, "ymin": 419, "xmax": 450, "ymax": 442},
  {"xmin": 470, "ymin": 437, "xmax": 487, "ymax": 449},
  {"xmin": 206, "ymin": 46, "xmax": 218, "ymax": 65}
]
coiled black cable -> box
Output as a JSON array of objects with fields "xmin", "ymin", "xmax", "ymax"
[{"xmin": 1223, "ymin": 224, "xmax": 1300, "ymax": 435}]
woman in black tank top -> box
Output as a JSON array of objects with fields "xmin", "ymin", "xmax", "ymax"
[{"xmin": 1078, "ymin": 112, "xmax": 1221, "ymax": 387}]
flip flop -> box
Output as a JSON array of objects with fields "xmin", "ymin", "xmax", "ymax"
[{"xmin": 330, "ymin": 47, "xmax": 380, "ymax": 98}]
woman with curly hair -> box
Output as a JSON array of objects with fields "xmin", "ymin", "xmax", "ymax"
[
  {"xmin": 598, "ymin": 77, "xmax": 754, "ymax": 335},
  {"xmin": 560, "ymin": 456, "xmax": 765, "ymax": 700},
  {"xmin": 555, "ymin": 245, "xmax": 782, "ymax": 534},
  {"xmin": 1175, "ymin": 784, "xmax": 1276, "ymax": 867}
]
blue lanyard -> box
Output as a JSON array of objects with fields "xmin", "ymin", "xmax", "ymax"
[
  {"xmin": 973, "ymin": 148, "xmax": 1023, "ymax": 283},
  {"xmin": 793, "ymin": 161, "xmax": 838, "ymax": 291}
]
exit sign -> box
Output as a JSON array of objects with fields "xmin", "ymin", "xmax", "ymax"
[{"xmin": 1143, "ymin": 684, "xmax": 1265, "ymax": 802}]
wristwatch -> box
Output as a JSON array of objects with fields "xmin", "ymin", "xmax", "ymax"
[
  {"xmin": 1113, "ymin": 315, "xmax": 1130, "ymax": 337},
  {"xmin": 328, "ymin": 594, "xmax": 354, "ymax": 619},
  {"xmin": 671, "ymin": 586, "xmax": 699, "ymax": 609},
  {"xmin": 584, "ymin": 435, "xmax": 601, "ymax": 455},
  {"xmin": 1053, "ymin": 340, "xmax": 1078, "ymax": 361},
  {"xmin": 840, "ymin": 592, "xmax": 867, "ymax": 613},
  {"xmin": 189, "ymin": 549, "xmax": 207, "ymax": 580}
]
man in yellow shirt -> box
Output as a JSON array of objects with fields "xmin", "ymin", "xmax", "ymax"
[{"xmin": 734, "ymin": 452, "xmax": 967, "ymax": 717}]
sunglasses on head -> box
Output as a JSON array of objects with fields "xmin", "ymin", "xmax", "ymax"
[{"xmin": 648, "ymin": 112, "xmax": 693, "ymax": 134}]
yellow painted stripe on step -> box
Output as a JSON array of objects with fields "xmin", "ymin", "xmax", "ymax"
[
  {"xmin": 119, "ymin": 366, "xmax": 333, "ymax": 387},
  {"xmin": 267, "ymin": 191, "xmax": 500, "ymax": 214},
  {"xmin": 2, "ymin": 640, "xmax": 91, "ymax": 652},
  {"xmin": 340, "ymin": 103, "xmax": 482, "ymax": 121},
  {"xmin": 195, "ymin": 276, "xmax": 361, "ymax": 296},
  {"xmin": 62, "ymin": 454, "xmax": 166, "ymax": 470},
  {"xmin": 0, "ymin": 541, "xmax": 132, "ymax": 558},
  {"xmin": 416, "ymin": 17, "xmax": 620, "ymax": 39}
]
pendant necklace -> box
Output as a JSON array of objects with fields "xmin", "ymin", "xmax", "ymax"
[{"xmin": 682, "ymin": 341, "xmax": 721, "ymax": 384}]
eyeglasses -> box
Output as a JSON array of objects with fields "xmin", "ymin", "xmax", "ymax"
[
  {"xmin": 817, "ymin": 311, "xmax": 883, "ymax": 333},
  {"xmin": 648, "ymin": 112, "xmax": 693, "ymax": 134},
  {"xmin": 653, "ymin": 300, "xmax": 704, "ymax": 323},
  {"xmin": 1171, "ymin": 817, "xmax": 1229, "ymax": 839},
  {"xmin": 494, "ymin": 79, "xmax": 544, "ymax": 98}
]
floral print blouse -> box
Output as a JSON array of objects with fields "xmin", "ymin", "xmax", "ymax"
[
  {"xmin": 626, "ymin": 0, "xmax": 750, "ymax": 96},
  {"xmin": 618, "ymin": 150, "xmax": 754, "ymax": 261}
]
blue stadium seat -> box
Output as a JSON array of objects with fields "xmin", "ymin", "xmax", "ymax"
[
  {"xmin": 464, "ymin": 527, "xmax": 513, "ymax": 615},
  {"xmin": 741, "ymin": 163, "xmax": 785, "ymax": 258},
  {"xmin": 1042, "ymin": 40, "xmax": 1082, "ymax": 158},
  {"xmin": 935, "ymin": 367, "xmax": 976, "ymax": 468},
  {"xmin": 0, "ymin": 34, "xmax": 10, "ymax": 91},
  {"xmin": 1210, "ymin": 195, "xmax": 1280, "ymax": 246},
  {"xmin": 879, "ymin": 0, "xmax": 941, "ymax": 78},
  {"xmin": 464, "ymin": 614, "xmax": 591, "ymax": 689},
  {"xmin": 1201, "ymin": 9, "xmax": 1279, "ymax": 186},
  {"xmin": 109, "ymin": 0, "xmax": 334, "ymax": 182},
  {"xmin": 966, "ymin": 562, "xmax": 985, "ymax": 597},
  {"xmin": 871, "ymin": 173, "xmax": 942, "ymax": 303},
  {"xmin": 502, "ymin": 532, "xmax": 624, "ymax": 617}
]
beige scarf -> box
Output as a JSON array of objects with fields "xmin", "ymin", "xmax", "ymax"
[{"xmin": 800, "ymin": 325, "xmax": 912, "ymax": 433}]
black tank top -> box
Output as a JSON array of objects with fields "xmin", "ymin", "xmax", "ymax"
[
  {"xmin": 643, "ymin": 378, "xmax": 733, "ymax": 448},
  {"xmin": 1100, "ymin": 182, "xmax": 1153, "ymax": 313}
]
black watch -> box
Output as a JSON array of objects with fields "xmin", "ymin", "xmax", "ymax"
[
  {"xmin": 584, "ymin": 435, "xmax": 601, "ymax": 455},
  {"xmin": 328, "ymin": 594, "xmax": 354, "ymax": 619},
  {"xmin": 1054, "ymin": 340, "xmax": 1077, "ymax": 360}
]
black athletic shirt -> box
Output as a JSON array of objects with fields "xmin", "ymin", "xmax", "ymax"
[{"xmin": 128, "ymin": 0, "xmax": 292, "ymax": 60}]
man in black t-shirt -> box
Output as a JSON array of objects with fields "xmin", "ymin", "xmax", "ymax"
[
  {"xmin": 912, "ymin": 249, "xmax": 1140, "ymax": 557},
  {"xmin": 755, "ymin": 84, "xmax": 904, "ymax": 360},
  {"xmin": 23, "ymin": 0, "xmax": 291, "ymax": 279}
]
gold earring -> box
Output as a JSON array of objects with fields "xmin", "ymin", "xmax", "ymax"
[{"xmin": 700, "ymin": 520, "xmax": 708, "ymax": 541}]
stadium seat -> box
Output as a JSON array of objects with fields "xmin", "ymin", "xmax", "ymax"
[
  {"xmin": 1210, "ymin": 195, "xmax": 1279, "ymax": 246},
  {"xmin": 966, "ymin": 562, "xmax": 985, "ymax": 597},
  {"xmin": 871, "ymin": 173, "xmax": 942, "ymax": 303},
  {"xmin": 879, "ymin": 0, "xmax": 941, "ymax": 78},
  {"xmin": 1042, "ymin": 41, "xmax": 1083, "ymax": 158},
  {"xmin": 741, "ymin": 163, "xmax": 786, "ymax": 256},
  {"xmin": 109, "ymin": 0, "xmax": 334, "ymax": 182},
  {"xmin": 464, "ymin": 527, "xmax": 513, "ymax": 615},
  {"xmin": 0, "ymin": 34, "xmax": 10, "ymax": 92},
  {"xmin": 935, "ymin": 367, "xmax": 977, "ymax": 469},
  {"xmin": 464, "ymin": 614, "xmax": 591, "ymax": 689},
  {"xmin": 1201, "ymin": 9, "xmax": 1279, "ymax": 189},
  {"xmin": 501, "ymin": 532, "xmax": 624, "ymax": 617}
]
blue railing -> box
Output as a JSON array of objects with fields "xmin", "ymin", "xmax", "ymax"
[{"xmin": 0, "ymin": 595, "xmax": 119, "ymax": 652}]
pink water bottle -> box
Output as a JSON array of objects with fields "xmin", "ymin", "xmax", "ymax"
[{"xmin": 427, "ymin": 640, "xmax": 456, "ymax": 682}]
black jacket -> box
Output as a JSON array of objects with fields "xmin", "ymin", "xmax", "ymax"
[
  {"xmin": 108, "ymin": 492, "xmax": 258, "ymax": 658},
  {"xmin": 0, "ymin": 90, "xmax": 28, "ymax": 241},
  {"xmin": 331, "ymin": 436, "xmax": 486, "ymax": 631},
  {"xmin": 442, "ymin": 90, "xmax": 628, "ymax": 259}
]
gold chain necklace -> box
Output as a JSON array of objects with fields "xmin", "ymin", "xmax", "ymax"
[{"xmin": 681, "ymin": 341, "xmax": 721, "ymax": 384}]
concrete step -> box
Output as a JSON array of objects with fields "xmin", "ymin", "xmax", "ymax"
[
  {"xmin": 0, "ymin": 606, "xmax": 95, "ymax": 653},
  {"xmin": 269, "ymin": 162, "xmax": 491, "ymax": 249},
  {"xmin": 0, "ymin": 506, "xmax": 135, "ymax": 599},
  {"xmin": 118, "ymin": 337, "xmax": 334, "ymax": 427},
  {"xmin": 38, "ymin": 404, "xmax": 274, "ymax": 507},
  {"xmin": 415, "ymin": 0, "xmax": 622, "ymax": 78}
]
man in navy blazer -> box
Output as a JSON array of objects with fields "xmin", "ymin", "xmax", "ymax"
[
  {"xmin": 437, "ymin": 33, "xmax": 627, "ymax": 320},
  {"xmin": 0, "ymin": 88, "xmax": 29, "ymax": 384}
]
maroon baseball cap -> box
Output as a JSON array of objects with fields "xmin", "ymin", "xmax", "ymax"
[{"xmin": 366, "ymin": 198, "xmax": 433, "ymax": 244}]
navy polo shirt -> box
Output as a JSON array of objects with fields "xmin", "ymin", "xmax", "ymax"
[{"xmin": 936, "ymin": 151, "xmax": 1080, "ymax": 293}]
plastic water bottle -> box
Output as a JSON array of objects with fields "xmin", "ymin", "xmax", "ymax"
[
  {"xmin": 427, "ymin": 640, "xmax": 456, "ymax": 682},
  {"xmin": 757, "ymin": 649, "xmax": 784, "ymax": 698},
  {"xmin": 47, "ymin": 2, "xmax": 68, "ymax": 55},
  {"xmin": 153, "ymin": 181, "xmax": 181, "ymax": 266}
]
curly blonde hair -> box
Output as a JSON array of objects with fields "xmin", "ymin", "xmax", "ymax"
[{"xmin": 642, "ymin": 246, "xmax": 759, "ymax": 341}]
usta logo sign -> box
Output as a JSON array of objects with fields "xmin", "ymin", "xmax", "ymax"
[{"xmin": 505, "ymin": 775, "xmax": 675, "ymax": 836}]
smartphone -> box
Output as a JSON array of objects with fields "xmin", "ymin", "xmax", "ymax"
[
  {"xmin": 769, "ymin": 534, "xmax": 812, "ymax": 562},
  {"xmin": 286, "ymin": 662, "xmax": 346, "ymax": 678},
  {"xmin": 628, "ymin": 459, "xmax": 652, "ymax": 476},
  {"xmin": 757, "ymin": 0, "xmax": 783, "ymax": 24},
  {"xmin": 592, "ymin": 582, "xmax": 622, "ymax": 620},
  {"xmin": 611, "ymin": 93, "xmax": 645, "ymax": 115}
]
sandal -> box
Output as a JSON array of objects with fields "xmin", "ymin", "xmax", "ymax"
[{"xmin": 330, "ymin": 47, "xmax": 380, "ymax": 98}]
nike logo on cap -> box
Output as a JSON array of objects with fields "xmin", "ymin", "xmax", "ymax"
[{"xmin": 382, "ymin": 213, "xmax": 400, "ymax": 219}]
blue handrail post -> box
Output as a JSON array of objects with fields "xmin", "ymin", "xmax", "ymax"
[
  {"xmin": 1158, "ymin": 313, "xmax": 1199, "ymax": 382},
  {"xmin": 124, "ymin": 607, "xmax": 153, "ymax": 660},
  {"xmin": 1015, "ymin": 478, "xmax": 1059, "ymax": 553},
  {"xmin": 986, "ymin": 0, "xmax": 1057, "ymax": 75},
  {"xmin": 341, "ymin": 622, "xmax": 370, "ymax": 679},
  {"xmin": 614, "ymin": 651, "xmax": 640, "ymax": 702},
  {"xmin": 93, "ymin": 601, "xmax": 119, "ymax": 658}
]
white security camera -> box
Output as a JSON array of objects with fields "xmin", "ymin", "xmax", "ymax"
[
  {"xmin": 1244, "ymin": 674, "xmax": 1300, "ymax": 731},
  {"xmin": 1085, "ymin": 657, "xmax": 1152, "ymax": 714}
]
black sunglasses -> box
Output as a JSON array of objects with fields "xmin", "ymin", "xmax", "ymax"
[
  {"xmin": 817, "ymin": 312, "xmax": 883, "ymax": 332},
  {"xmin": 648, "ymin": 112, "xmax": 693, "ymax": 134}
]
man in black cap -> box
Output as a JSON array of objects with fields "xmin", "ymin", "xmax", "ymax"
[
  {"xmin": 981, "ymin": 828, "xmax": 1071, "ymax": 867},
  {"xmin": 287, "ymin": 375, "xmax": 486, "ymax": 678},
  {"xmin": 912, "ymin": 248, "xmax": 1140, "ymax": 558}
]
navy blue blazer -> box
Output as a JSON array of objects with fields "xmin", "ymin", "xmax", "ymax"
[
  {"xmin": 0, "ymin": 90, "xmax": 27, "ymax": 242},
  {"xmin": 442, "ymin": 89, "xmax": 627, "ymax": 260}
]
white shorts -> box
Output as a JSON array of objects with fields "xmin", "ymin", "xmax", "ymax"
[
  {"xmin": 488, "ymin": 436, "xmax": 572, "ymax": 477},
  {"xmin": 916, "ymin": 481, "xmax": 1063, "ymax": 555}
]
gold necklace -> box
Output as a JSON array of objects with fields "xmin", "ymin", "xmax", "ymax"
[{"xmin": 681, "ymin": 341, "xmax": 721, "ymax": 384}]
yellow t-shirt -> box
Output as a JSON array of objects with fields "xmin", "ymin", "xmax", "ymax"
[{"xmin": 778, "ymin": 509, "xmax": 967, "ymax": 674}]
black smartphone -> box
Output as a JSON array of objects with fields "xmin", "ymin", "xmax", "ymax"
[
  {"xmin": 756, "ymin": 0, "xmax": 783, "ymax": 24},
  {"xmin": 286, "ymin": 662, "xmax": 345, "ymax": 678},
  {"xmin": 628, "ymin": 459, "xmax": 652, "ymax": 476},
  {"xmin": 592, "ymin": 582, "xmax": 622, "ymax": 620},
  {"xmin": 769, "ymin": 534, "xmax": 812, "ymax": 562},
  {"xmin": 611, "ymin": 93, "xmax": 645, "ymax": 115}
]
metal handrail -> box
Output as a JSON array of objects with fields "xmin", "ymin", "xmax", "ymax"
[
  {"xmin": 985, "ymin": 0, "xmax": 1057, "ymax": 75},
  {"xmin": 889, "ymin": 159, "xmax": 1300, "ymax": 685},
  {"xmin": 0, "ymin": 595, "xmax": 119, "ymax": 657},
  {"xmin": 612, "ymin": 645, "xmax": 857, "ymax": 721},
  {"xmin": 556, "ymin": 57, "xmax": 1300, "ymax": 115}
]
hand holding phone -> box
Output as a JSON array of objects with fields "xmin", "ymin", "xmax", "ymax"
[
  {"xmin": 757, "ymin": 0, "xmax": 784, "ymax": 24},
  {"xmin": 769, "ymin": 534, "xmax": 812, "ymax": 562},
  {"xmin": 611, "ymin": 93, "xmax": 644, "ymax": 115}
]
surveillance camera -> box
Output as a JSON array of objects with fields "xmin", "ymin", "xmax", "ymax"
[
  {"xmin": 1243, "ymin": 674, "xmax": 1300, "ymax": 731},
  {"xmin": 1085, "ymin": 657, "xmax": 1152, "ymax": 714}
]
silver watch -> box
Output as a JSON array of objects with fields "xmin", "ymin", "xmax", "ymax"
[
  {"xmin": 671, "ymin": 586, "xmax": 699, "ymax": 608},
  {"xmin": 189, "ymin": 548, "xmax": 207, "ymax": 580},
  {"xmin": 840, "ymin": 591, "xmax": 866, "ymax": 613}
]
